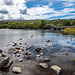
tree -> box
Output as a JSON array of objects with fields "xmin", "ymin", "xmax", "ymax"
[
  {"xmin": 40, "ymin": 20, "xmax": 47, "ymax": 28},
  {"xmin": 71, "ymin": 20, "xmax": 75, "ymax": 26},
  {"xmin": 62, "ymin": 20, "xmax": 70, "ymax": 26}
]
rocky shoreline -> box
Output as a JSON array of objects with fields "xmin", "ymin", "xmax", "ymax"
[{"xmin": 0, "ymin": 36, "xmax": 75, "ymax": 75}]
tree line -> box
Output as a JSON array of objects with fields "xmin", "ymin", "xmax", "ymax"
[{"xmin": 0, "ymin": 19, "xmax": 75, "ymax": 29}]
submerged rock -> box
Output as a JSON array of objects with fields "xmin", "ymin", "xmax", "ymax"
[
  {"xmin": 66, "ymin": 46, "xmax": 71, "ymax": 48},
  {"xmin": 26, "ymin": 45, "xmax": 33, "ymax": 50},
  {"xmin": 26, "ymin": 55, "xmax": 30, "ymax": 59},
  {"xmin": 23, "ymin": 51, "xmax": 31, "ymax": 55},
  {"xmin": 12, "ymin": 67, "xmax": 22, "ymax": 73},
  {"xmin": 31, "ymin": 35, "xmax": 34, "ymax": 37},
  {"xmin": 39, "ymin": 63, "xmax": 48, "ymax": 68},
  {"xmin": 46, "ymin": 40, "xmax": 50, "ymax": 42},
  {"xmin": 51, "ymin": 65, "xmax": 61, "ymax": 75},
  {"xmin": 35, "ymin": 47, "xmax": 41, "ymax": 53},
  {"xmin": 20, "ymin": 38, "xmax": 22, "ymax": 40},
  {"xmin": 0, "ymin": 49, "xmax": 2, "ymax": 53},
  {"xmin": 14, "ymin": 51, "xmax": 19, "ymax": 54}
]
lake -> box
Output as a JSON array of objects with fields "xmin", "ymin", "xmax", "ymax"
[{"xmin": 0, "ymin": 29, "xmax": 75, "ymax": 75}]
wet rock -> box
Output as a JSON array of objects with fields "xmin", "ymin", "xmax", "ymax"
[
  {"xmin": 19, "ymin": 43, "xmax": 22, "ymax": 45},
  {"xmin": 31, "ymin": 35, "xmax": 34, "ymax": 37},
  {"xmin": 51, "ymin": 65, "xmax": 61, "ymax": 75},
  {"xmin": 1, "ymin": 54, "xmax": 7, "ymax": 57},
  {"xmin": 23, "ymin": 51, "xmax": 31, "ymax": 55},
  {"xmin": 53, "ymin": 46, "xmax": 56, "ymax": 48},
  {"xmin": 3, "ymin": 60, "xmax": 13, "ymax": 68},
  {"xmin": 44, "ymin": 58, "xmax": 50, "ymax": 62},
  {"xmin": 15, "ymin": 47, "xmax": 20, "ymax": 50},
  {"xmin": 0, "ymin": 55, "xmax": 1, "ymax": 57},
  {"xmin": 35, "ymin": 47, "xmax": 41, "ymax": 53},
  {"xmin": 12, "ymin": 43, "xmax": 17, "ymax": 46},
  {"xmin": 19, "ymin": 59, "xmax": 23, "ymax": 62},
  {"xmin": 4, "ymin": 50, "xmax": 7, "ymax": 53},
  {"xmin": 21, "ymin": 48, "xmax": 24, "ymax": 51},
  {"xmin": 66, "ymin": 53, "xmax": 68, "ymax": 55},
  {"xmin": 9, "ymin": 48, "xmax": 15, "ymax": 52},
  {"xmin": 36, "ymin": 55, "xmax": 40, "ymax": 57},
  {"xmin": 18, "ymin": 51, "xmax": 22, "ymax": 54},
  {"xmin": 14, "ymin": 51, "xmax": 19, "ymax": 54},
  {"xmin": 66, "ymin": 46, "xmax": 71, "ymax": 48},
  {"xmin": 20, "ymin": 38, "xmax": 22, "ymax": 40},
  {"xmin": 0, "ymin": 73, "xmax": 2, "ymax": 75},
  {"xmin": 0, "ymin": 49, "xmax": 2, "ymax": 53},
  {"xmin": 46, "ymin": 40, "xmax": 50, "ymax": 42},
  {"xmin": 12, "ymin": 67, "xmax": 21, "ymax": 74},
  {"xmin": 26, "ymin": 45, "xmax": 33, "ymax": 50},
  {"xmin": 0, "ymin": 57, "xmax": 10, "ymax": 68},
  {"xmin": 25, "ymin": 43, "xmax": 26, "ymax": 45},
  {"xmin": 28, "ymin": 60, "xmax": 31, "ymax": 63},
  {"xmin": 26, "ymin": 55, "xmax": 30, "ymax": 59},
  {"xmin": 39, "ymin": 63, "xmax": 48, "ymax": 68},
  {"xmin": 16, "ymin": 54, "xmax": 20, "ymax": 57},
  {"xmin": 40, "ymin": 52, "xmax": 43, "ymax": 55}
]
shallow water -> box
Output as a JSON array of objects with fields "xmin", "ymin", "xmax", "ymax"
[
  {"xmin": 0, "ymin": 29, "xmax": 75, "ymax": 75},
  {"xmin": 0, "ymin": 29, "xmax": 75, "ymax": 52}
]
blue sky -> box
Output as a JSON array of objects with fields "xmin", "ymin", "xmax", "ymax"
[{"xmin": 0, "ymin": 0, "xmax": 75, "ymax": 20}]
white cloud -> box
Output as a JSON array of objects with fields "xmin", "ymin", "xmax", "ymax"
[
  {"xmin": 0, "ymin": 0, "xmax": 27, "ymax": 20},
  {"xmin": 60, "ymin": 15, "xmax": 75, "ymax": 19},
  {"xmin": 59, "ymin": 0, "xmax": 75, "ymax": 2},
  {"xmin": 27, "ymin": 5, "xmax": 56, "ymax": 16},
  {"xmin": 0, "ymin": 0, "xmax": 75, "ymax": 20}
]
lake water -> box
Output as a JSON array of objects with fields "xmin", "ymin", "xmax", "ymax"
[
  {"xmin": 0, "ymin": 29, "xmax": 75, "ymax": 75},
  {"xmin": 0, "ymin": 29, "xmax": 75, "ymax": 52}
]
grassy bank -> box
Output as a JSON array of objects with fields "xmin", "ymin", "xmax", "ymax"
[
  {"xmin": 0, "ymin": 19, "xmax": 75, "ymax": 29},
  {"xmin": 64, "ymin": 28, "xmax": 75, "ymax": 35}
]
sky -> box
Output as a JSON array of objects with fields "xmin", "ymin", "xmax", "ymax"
[{"xmin": 0, "ymin": 0, "xmax": 75, "ymax": 20}]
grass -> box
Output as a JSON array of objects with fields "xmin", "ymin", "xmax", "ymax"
[
  {"xmin": 64, "ymin": 28, "xmax": 75, "ymax": 35},
  {"xmin": 1, "ymin": 28, "xmax": 9, "ymax": 29}
]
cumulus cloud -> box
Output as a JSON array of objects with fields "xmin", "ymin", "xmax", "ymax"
[
  {"xmin": 0, "ymin": 15, "xmax": 4, "ymax": 20},
  {"xmin": 4, "ymin": 0, "xmax": 14, "ymax": 5},
  {"xmin": 20, "ymin": 9, "xmax": 27, "ymax": 14},
  {"xmin": 0, "ymin": 10, "xmax": 8, "ymax": 14},
  {"xmin": 0, "ymin": 0, "xmax": 75, "ymax": 20}
]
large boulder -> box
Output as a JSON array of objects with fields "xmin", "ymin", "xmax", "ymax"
[
  {"xmin": 0, "ymin": 57, "xmax": 10, "ymax": 68},
  {"xmin": 12, "ymin": 67, "xmax": 22, "ymax": 74},
  {"xmin": 39, "ymin": 63, "xmax": 48, "ymax": 68},
  {"xmin": 51, "ymin": 65, "xmax": 61, "ymax": 75},
  {"xmin": 3, "ymin": 60, "xmax": 13, "ymax": 68}
]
